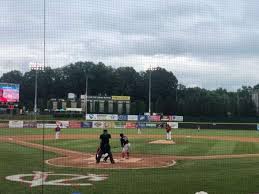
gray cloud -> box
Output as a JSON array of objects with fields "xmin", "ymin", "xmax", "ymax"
[{"xmin": 1, "ymin": 0, "xmax": 259, "ymax": 91}]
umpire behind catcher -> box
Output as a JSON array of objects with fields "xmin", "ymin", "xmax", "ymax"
[{"xmin": 96, "ymin": 129, "xmax": 115, "ymax": 164}]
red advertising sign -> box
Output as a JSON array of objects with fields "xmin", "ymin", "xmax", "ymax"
[
  {"xmin": 125, "ymin": 122, "xmax": 136, "ymax": 129},
  {"xmin": 69, "ymin": 121, "xmax": 81, "ymax": 128},
  {"xmin": 149, "ymin": 115, "xmax": 161, "ymax": 121}
]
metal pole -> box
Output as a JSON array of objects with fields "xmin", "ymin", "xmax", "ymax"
[
  {"xmin": 148, "ymin": 68, "xmax": 151, "ymax": 115},
  {"xmin": 42, "ymin": 0, "xmax": 46, "ymax": 192},
  {"xmin": 85, "ymin": 75, "xmax": 88, "ymax": 116},
  {"xmin": 176, "ymin": 84, "xmax": 178, "ymax": 103},
  {"xmin": 34, "ymin": 67, "xmax": 38, "ymax": 115}
]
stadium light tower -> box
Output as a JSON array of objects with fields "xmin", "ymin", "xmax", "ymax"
[
  {"xmin": 148, "ymin": 66, "xmax": 158, "ymax": 115},
  {"xmin": 85, "ymin": 74, "xmax": 88, "ymax": 116},
  {"xmin": 30, "ymin": 63, "xmax": 43, "ymax": 116}
]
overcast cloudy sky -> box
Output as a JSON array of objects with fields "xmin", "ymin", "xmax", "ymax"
[{"xmin": 1, "ymin": 0, "xmax": 259, "ymax": 91}]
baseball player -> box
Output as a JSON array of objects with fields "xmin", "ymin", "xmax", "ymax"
[
  {"xmin": 95, "ymin": 147, "xmax": 109, "ymax": 162},
  {"xmin": 120, "ymin": 133, "xmax": 130, "ymax": 159},
  {"xmin": 136, "ymin": 122, "xmax": 142, "ymax": 134},
  {"xmin": 54, "ymin": 125, "xmax": 61, "ymax": 140},
  {"xmin": 197, "ymin": 125, "xmax": 200, "ymax": 132},
  {"xmin": 165, "ymin": 124, "xmax": 172, "ymax": 140},
  {"xmin": 96, "ymin": 129, "xmax": 115, "ymax": 164}
]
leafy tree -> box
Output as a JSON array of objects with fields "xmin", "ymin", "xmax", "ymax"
[{"xmin": 0, "ymin": 61, "xmax": 257, "ymax": 117}]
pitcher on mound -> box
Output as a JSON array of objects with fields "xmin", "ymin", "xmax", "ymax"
[{"xmin": 165, "ymin": 124, "xmax": 172, "ymax": 140}]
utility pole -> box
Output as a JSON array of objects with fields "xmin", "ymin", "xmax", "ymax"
[
  {"xmin": 85, "ymin": 75, "xmax": 88, "ymax": 116},
  {"xmin": 148, "ymin": 69, "xmax": 151, "ymax": 115},
  {"xmin": 30, "ymin": 63, "xmax": 43, "ymax": 119},
  {"xmin": 148, "ymin": 66, "xmax": 158, "ymax": 115},
  {"xmin": 176, "ymin": 84, "xmax": 178, "ymax": 103},
  {"xmin": 34, "ymin": 66, "xmax": 38, "ymax": 114}
]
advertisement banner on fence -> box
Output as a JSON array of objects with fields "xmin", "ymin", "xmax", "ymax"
[
  {"xmin": 137, "ymin": 122, "xmax": 146, "ymax": 128},
  {"xmin": 56, "ymin": 121, "xmax": 69, "ymax": 128},
  {"xmin": 125, "ymin": 122, "xmax": 136, "ymax": 129},
  {"xmin": 95, "ymin": 114, "xmax": 118, "ymax": 121},
  {"xmin": 257, "ymin": 124, "xmax": 259, "ymax": 131},
  {"xmin": 161, "ymin": 116, "xmax": 170, "ymax": 121},
  {"xmin": 170, "ymin": 116, "xmax": 183, "ymax": 122},
  {"xmin": 69, "ymin": 121, "xmax": 81, "ymax": 128},
  {"xmin": 36, "ymin": 123, "xmax": 43, "ymax": 128},
  {"xmin": 96, "ymin": 114, "xmax": 107, "ymax": 120},
  {"xmin": 0, "ymin": 122, "xmax": 8, "ymax": 128},
  {"xmin": 9, "ymin": 120, "xmax": 23, "ymax": 128},
  {"xmin": 114, "ymin": 121, "xmax": 126, "ymax": 128},
  {"xmin": 149, "ymin": 115, "xmax": 161, "ymax": 122},
  {"xmin": 138, "ymin": 115, "xmax": 148, "ymax": 122},
  {"xmin": 105, "ymin": 114, "xmax": 118, "ymax": 121},
  {"xmin": 92, "ymin": 121, "xmax": 105, "ymax": 128},
  {"xmin": 44, "ymin": 123, "xmax": 57, "ymax": 128},
  {"xmin": 37, "ymin": 123, "xmax": 56, "ymax": 128},
  {"xmin": 23, "ymin": 121, "xmax": 37, "ymax": 128},
  {"xmin": 127, "ymin": 115, "xmax": 138, "ymax": 121},
  {"xmin": 85, "ymin": 114, "xmax": 98, "ymax": 120},
  {"xmin": 167, "ymin": 122, "xmax": 178, "ymax": 129},
  {"xmin": 104, "ymin": 121, "xmax": 115, "ymax": 128},
  {"xmin": 81, "ymin": 121, "xmax": 93, "ymax": 128},
  {"xmin": 118, "ymin": 115, "xmax": 128, "ymax": 121},
  {"xmin": 145, "ymin": 123, "xmax": 157, "ymax": 128}
]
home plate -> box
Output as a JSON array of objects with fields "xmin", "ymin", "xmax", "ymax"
[{"xmin": 149, "ymin": 140, "xmax": 176, "ymax": 144}]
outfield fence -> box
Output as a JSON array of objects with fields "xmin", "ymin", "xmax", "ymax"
[{"xmin": 0, "ymin": 119, "xmax": 258, "ymax": 130}]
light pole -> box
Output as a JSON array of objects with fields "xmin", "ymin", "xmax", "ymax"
[
  {"xmin": 148, "ymin": 69, "xmax": 151, "ymax": 115},
  {"xmin": 30, "ymin": 63, "xmax": 43, "ymax": 117},
  {"xmin": 148, "ymin": 66, "xmax": 158, "ymax": 115},
  {"xmin": 176, "ymin": 84, "xmax": 178, "ymax": 103},
  {"xmin": 34, "ymin": 68, "xmax": 38, "ymax": 114},
  {"xmin": 85, "ymin": 75, "xmax": 88, "ymax": 117}
]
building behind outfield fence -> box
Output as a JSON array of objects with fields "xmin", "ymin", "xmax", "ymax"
[{"xmin": 48, "ymin": 95, "xmax": 131, "ymax": 114}]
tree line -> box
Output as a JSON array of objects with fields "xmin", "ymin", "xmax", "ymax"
[{"xmin": 0, "ymin": 61, "xmax": 257, "ymax": 117}]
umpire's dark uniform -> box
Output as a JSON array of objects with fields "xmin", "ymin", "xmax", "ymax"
[{"xmin": 96, "ymin": 130, "xmax": 115, "ymax": 164}]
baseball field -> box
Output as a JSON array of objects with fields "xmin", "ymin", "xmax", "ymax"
[{"xmin": 1, "ymin": 127, "xmax": 259, "ymax": 194}]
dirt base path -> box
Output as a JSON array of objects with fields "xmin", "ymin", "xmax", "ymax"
[{"xmin": 1, "ymin": 134, "xmax": 259, "ymax": 169}]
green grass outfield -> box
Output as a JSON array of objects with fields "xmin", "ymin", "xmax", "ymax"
[
  {"xmin": 2, "ymin": 127, "xmax": 259, "ymax": 137},
  {"xmin": 1, "ymin": 128, "xmax": 259, "ymax": 194}
]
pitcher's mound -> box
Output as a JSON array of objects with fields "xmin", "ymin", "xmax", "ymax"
[{"xmin": 149, "ymin": 140, "xmax": 176, "ymax": 144}]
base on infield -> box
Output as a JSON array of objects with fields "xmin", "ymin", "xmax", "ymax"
[{"xmin": 149, "ymin": 140, "xmax": 176, "ymax": 145}]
